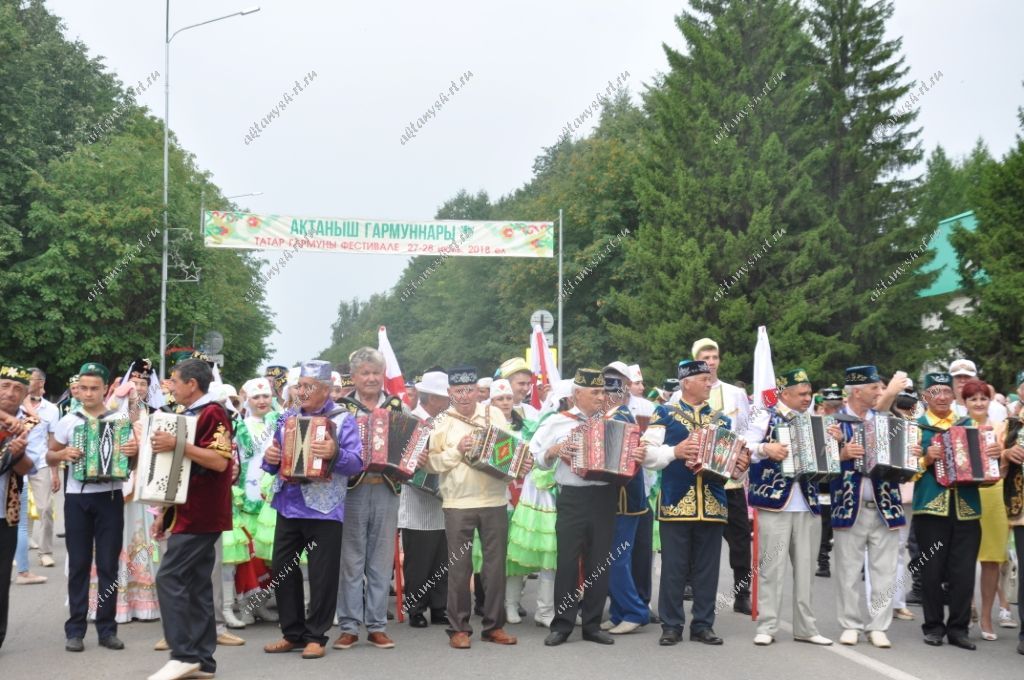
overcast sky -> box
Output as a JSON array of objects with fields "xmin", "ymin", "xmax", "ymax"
[{"xmin": 47, "ymin": 0, "xmax": 1024, "ymax": 372}]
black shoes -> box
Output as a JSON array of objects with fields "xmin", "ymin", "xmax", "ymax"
[
  {"xmin": 815, "ymin": 565, "xmax": 830, "ymax": 578},
  {"xmin": 430, "ymin": 610, "xmax": 449, "ymax": 626},
  {"xmin": 582, "ymin": 630, "xmax": 614, "ymax": 645},
  {"xmin": 947, "ymin": 635, "xmax": 976, "ymax": 650},
  {"xmin": 98, "ymin": 635, "xmax": 124, "ymax": 650},
  {"xmin": 648, "ymin": 609, "xmax": 661, "ymax": 625},
  {"xmin": 65, "ymin": 638, "xmax": 84, "ymax": 652},
  {"xmin": 659, "ymin": 629, "xmax": 682, "ymax": 646},
  {"xmin": 517, "ymin": 605, "xmax": 527, "ymax": 617},
  {"xmin": 733, "ymin": 594, "xmax": 752, "ymax": 615},
  {"xmin": 690, "ymin": 628, "xmax": 723, "ymax": 645},
  {"xmin": 544, "ymin": 631, "xmax": 570, "ymax": 647},
  {"xmin": 409, "ymin": 613, "xmax": 428, "ymax": 628},
  {"xmin": 923, "ymin": 633, "xmax": 943, "ymax": 646},
  {"xmin": 905, "ymin": 590, "xmax": 923, "ymax": 605},
  {"xmin": 1017, "ymin": 640, "xmax": 1024, "ymax": 655}
]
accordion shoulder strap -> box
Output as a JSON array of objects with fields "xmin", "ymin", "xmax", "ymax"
[
  {"xmin": 445, "ymin": 409, "xmax": 483, "ymax": 430},
  {"xmin": 163, "ymin": 415, "xmax": 188, "ymax": 503}
]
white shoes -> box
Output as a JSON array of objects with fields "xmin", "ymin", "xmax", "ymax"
[
  {"xmin": 753, "ymin": 633, "xmax": 774, "ymax": 646},
  {"xmin": 795, "ymin": 634, "xmax": 833, "ymax": 646},
  {"xmin": 608, "ymin": 621, "xmax": 641, "ymax": 635},
  {"xmin": 147, "ymin": 660, "xmax": 201, "ymax": 680},
  {"xmin": 867, "ymin": 631, "xmax": 891, "ymax": 648},
  {"xmin": 998, "ymin": 607, "xmax": 1017, "ymax": 628},
  {"xmin": 839, "ymin": 629, "xmax": 859, "ymax": 645},
  {"xmin": 39, "ymin": 554, "xmax": 55, "ymax": 567},
  {"xmin": 505, "ymin": 604, "xmax": 522, "ymax": 624},
  {"xmin": 222, "ymin": 604, "xmax": 246, "ymax": 629},
  {"xmin": 600, "ymin": 620, "xmax": 615, "ymax": 631}
]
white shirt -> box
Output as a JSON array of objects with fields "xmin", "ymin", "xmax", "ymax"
[
  {"xmin": 398, "ymin": 404, "xmax": 445, "ymax": 530},
  {"xmin": 53, "ymin": 409, "xmax": 123, "ymax": 494},
  {"xmin": 514, "ymin": 401, "xmax": 540, "ymax": 421},
  {"xmin": 531, "ymin": 407, "xmax": 606, "ymax": 487},
  {"xmin": 25, "ymin": 397, "xmax": 59, "ymax": 471}
]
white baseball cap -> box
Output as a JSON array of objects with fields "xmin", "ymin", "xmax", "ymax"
[
  {"xmin": 603, "ymin": 361, "xmax": 631, "ymax": 380},
  {"xmin": 949, "ymin": 359, "xmax": 978, "ymax": 377}
]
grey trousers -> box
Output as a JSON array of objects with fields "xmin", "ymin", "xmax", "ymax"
[
  {"xmin": 157, "ymin": 532, "xmax": 220, "ymax": 672},
  {"xmin": 755, "ymin": 510, "xmax": 822, "ymax": 638},
  {"xmin": 834, "ymin": 505, "xmax": 898, "ymax": 632},
  {"xmin": 336, "ymin": 481, "xmax": 399, "ymax": 633},
  {"xmin": 28, "ymin": 472, "xmax": 55, "ymax": 556},
  {"xmin": 443, "ymin": 505, "xmax": 508, "ymax": 636}
]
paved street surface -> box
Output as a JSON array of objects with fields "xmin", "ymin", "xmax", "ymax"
[{"xmin": 4, "ymin": 538, "xmax": 1022, "ymax": 679}]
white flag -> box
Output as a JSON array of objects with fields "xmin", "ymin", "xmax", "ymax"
[{"xmin": 752, "ymin": 325, "xmax": 778, "ymax": 411}]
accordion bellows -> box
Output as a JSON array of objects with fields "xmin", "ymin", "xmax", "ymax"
[
  {"xmin": 467, "ymin": 425, "xmax": 530, "ymax": 482},
  {"xmin": 136, "ymin": 412, "xmax": 196, "ymax": 505},
  {"xmin": 776, "ymin": 413, "xmax": 842, "ymax": 484},
  {"xmin": 357, "ymin": 409, "xmax": 429, "ymax": 480},
  {"xmin": 861, "ymin": 415, "xmax": 921, "ymax": 483},
  {"xmin": 281, "ymin": 415, "xmax": 338, "ymax": 481},
  {"xmin": 71, "ymin": 413, "xmax": 132, "ymax": 483},
  {"xmin": 934, "ymin": 425, "xmax": 1001, "ymax": 488},
  {"xmin": 568, "ymin": 418, "xmax": 640, "ymax": 483},
  {"xmin": 693, "ymin": 425, "xmax": 745, "ymax": 484}
]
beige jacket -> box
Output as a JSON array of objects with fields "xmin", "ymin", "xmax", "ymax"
[{"xmin": 425, "ymin": 403, "xmax": 509, "ymax": 509}]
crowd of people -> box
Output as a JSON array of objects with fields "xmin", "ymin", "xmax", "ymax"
[{"xmin": 1, "ymin": 338, "xmax": 1022, "ymax": 680}]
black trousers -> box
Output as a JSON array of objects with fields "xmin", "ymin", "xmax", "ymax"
[
  {"xmin": 659, "ymin": 521, "xmax": 725, "ymax": 633},
  {"xmin": 631, "ymin": 510, "xmax": 654, "ymax": 605},
  {"xmin": 0, "ymin": 519, "xmax": 16, "ymax": 650},
  {"xmin": 157, "ymin": 532, "xmax": 219, "ymax": 672},
  {"xmin": 401, "ymin": 528, "xmax": 448, "ymax": 617},
  {"xmin": 913, "ymin": 510, "xmax": 981, "ymax": 639},
  {"xmin": 1015, "ymin": 526, "xmax": 1024, "ymax": 643},
  {"xmin": 551, "ymin": 484, "xmax": 617, "ymax": 635},
  {"xmin": 65, "ymin": 491, "xmax": 124, "ymax": 641},
  {"xmin": 818, "ymin": 503, "xmax": 833, "ymax": 567},
  {"xmin": 724, "ymin": 487, "xmax": 751, "ymax": 594},
  {"xmin": 272, "ymin": 515, "xmax": 344, "ymax": 646}
]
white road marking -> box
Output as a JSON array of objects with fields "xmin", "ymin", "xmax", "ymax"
[{"xmin": 777, "ymin": 621, "xmax": 924, "ymax": 680}]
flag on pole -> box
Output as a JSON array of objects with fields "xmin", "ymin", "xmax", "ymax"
[
  {"xmin": 378, "ymin": 326, "xmax": 406, "ymax": 400},
  {"xmin": 529, "ymin": 324, "xmax": 560, "ymax": 409},
  {"xmin": 752, "ymin": 325, "xmax": 778, "ymax": 410}
]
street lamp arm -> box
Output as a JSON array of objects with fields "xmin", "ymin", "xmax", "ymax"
[{"xmin": 168, "ymin": 7, "xmax": 261, "ymax": 43}]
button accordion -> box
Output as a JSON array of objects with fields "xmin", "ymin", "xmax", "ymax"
[
  {"xmin": 691, "ymin": 425, "xmax": 745, "ymax": 484},
  {"xmin": 861, "ymin": 415, "xmax": 921, "ymax": 483},
  {"xmin": 397, "ymin": 422, "xmax": 438, "ymax": 492},
  {"xmin": 467, "ymin": 424, "xmax": 530, "ymax": 482},
  {"xmin": 568, "ymin": 418, "xmax": 641, "ymax": 483},
  {"xmin": 357, "ymin": 409, "xmax": 427, "ymax": 480},
  {"xmin": 136, "ymin": 412, "xmax": 196, "ymax": 505},
  {"xmin": 934, "ymin": 425, "xmax": 1001, "ymax": 488},
  {"xmin": 281, "ymin": 414, "xmax": 339, "ymax": 482},
  {"xmin": 70, "ymin": 412, "xmax": 133, "ymax": 483},
  {"xmin": 775, "ymin": 413, "xmax": 842, "ymax": 483}
]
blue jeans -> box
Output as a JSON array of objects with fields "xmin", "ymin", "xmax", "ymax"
[
  {"xmin": 608, "ymin": 514, "xmax": 650, "ymax": 625},
  {"xmin": 15, "ymin": 482, "xmax": 29, "ymax": 573}
]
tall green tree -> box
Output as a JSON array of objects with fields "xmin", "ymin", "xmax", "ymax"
[{"xmin": 947, "ymin": 108, "xmax": 1024, "ymax": 389}]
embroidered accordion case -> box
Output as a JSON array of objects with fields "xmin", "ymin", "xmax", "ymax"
[
  {"xmin": 136, "ymin": 412, "xmax": 196, "ymax": 505},
  {"xmin": 935, "ymin": 425, "xmax": 1000, "ymax": 488},
  {"xmin": 467, "ymin": 425, "xmax": 529, "ymax": 482},
  {"xmin": 568, "ymin": 418, "xmax": 640, "ymax": 483},
  {"xmin": 281, "ymin": 415, "xmax": 338, "ymax": 481},
  {"xmin": 71, "ymin": 413, "xmax": 132, "ymax": 483}
]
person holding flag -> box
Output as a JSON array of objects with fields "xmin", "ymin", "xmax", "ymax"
[{"xmin": 499, "ymin": 358, "xmax": 540, "ymax": 421}]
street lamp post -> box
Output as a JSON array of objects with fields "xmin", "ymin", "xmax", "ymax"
[{"xmin": 160, "ymin": 3, "xmax": 260, "ymax": 379}]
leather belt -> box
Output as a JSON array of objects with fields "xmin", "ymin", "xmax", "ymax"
[{"xmin": 362, "ymin": 474, "xmax": 386, "ymax": 485}]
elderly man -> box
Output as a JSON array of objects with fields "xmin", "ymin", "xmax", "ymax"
[
  {"xmin": 21, "ymin": 368, "xmax": 60, "ymax": 570},
  {"xmin": 830, "ymin": 365, "xmax": 913, "ymax": 649},
  {"xmin": 399, "ymin": 370, "xmax": 451, "ymax": 628},
  {"xmin": 262, "ymin": 360, "xmax": 363, "ymax": 660},
  {"xmin": 499, "ymin": 358, "xmax": 539, "ymax": 420},
  {"xmin": 536, "ymin": 369, "xmax": 646, "ymax": 647},
  {"xmin": 746, "ymin": 369, "xmax": 835, "ymax": 647},
  {"xmin": 0, "ymin": 362, "xmax": 40, "ymax": 651},
  {"xmin": 424, "ymin": 366, "xmax": 518, "ymax": 649},
  {"xmin": 334, "ymin": 347, "xmax": 405, "ymax": 651},
  {"xmin": 48, "ymin": 362, "xmax": 139, "ymax": 654},
  {"xmin": 642, "ymin": 360, "xmax": 749, "ymax": 646},
  {"xmin": 913, "ymin": 372, "xmax": 991, "ymax": 650}
]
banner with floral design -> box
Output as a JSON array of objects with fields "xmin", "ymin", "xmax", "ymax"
[{"xmin": 203, "ymin": 211, "xmax": 554, "ymax": 258}]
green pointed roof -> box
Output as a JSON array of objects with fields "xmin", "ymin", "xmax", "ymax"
[{"xmin": 918, "ymin": 210, "xmax": 986, "ymax": 297}]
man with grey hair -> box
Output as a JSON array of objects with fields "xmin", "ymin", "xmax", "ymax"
[
  {"xmin": 334, "ymin": 347, "xmax": 405, "ymax": 651},
  {"xmin": 829, "ymin": 365, "xmax": 911, "ymax": 650},
  {"xmin": 262, "ymin": 359, "xmax": 363, "ymax": 660},
  {"xmin": 18, "ymin": 368, "xmax": 60, "ymax": 574}
]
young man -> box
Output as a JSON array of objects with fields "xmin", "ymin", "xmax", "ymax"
[
  {"xmin": 262, "ymin": 360, "xmax": 363, "ymax": 659},
  {"xmin": 499, "ymin": 358, "xmax": 539, "ymax": 421},
  {"xmin": 0, "ymin": 362, "xmax": 40, "ymax": 651},
  {"xmin": 146, "ymin": 359, "xmax": 235, "ymax": 680},
  {"xmin": 48, "ymin": 362, "xmax": 138, "ymax": 653}
]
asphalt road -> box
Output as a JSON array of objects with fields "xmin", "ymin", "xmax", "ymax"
[{"xmin": 4, "ymin": 538, "xmax": 1022, "ymax": 679}]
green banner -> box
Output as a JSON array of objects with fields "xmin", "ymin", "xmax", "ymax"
[{"xmin": 203, "ymin": 211, "xmax": 554, "ymax": 258}]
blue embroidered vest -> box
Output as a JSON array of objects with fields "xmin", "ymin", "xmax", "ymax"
[
  {"xmin": 829, "ymin": 409, "xmax": 906, "ymax": 529},
  {"xmin": 609, "ymin": 404, "xmax": 649, "ymax": 516},
  {"xmin": 747, "ymin": 406, "xmax": 820, "ymax": 515},
  {"xmin": 651, "ymin": 401, "xmax": 731, "ymax": 523}
]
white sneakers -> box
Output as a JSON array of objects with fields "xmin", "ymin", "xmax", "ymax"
[
  {"xmin": 753, "ymin": 633, "xmax": 774, "ymax": 645},
  {"xmin": 608, "ymin": 621, "xmax": 641, "ymax": 635},
  {"xmin": 867, "ymin": 631, "xmax": 891, "ymax": 648},
  {"xmin": 147, "ymin": 660, "xmax": 200, "ymax": 680},
  {"xmin": 795, "ymin": 634, "xmax": 833, "ymax": 646},
  {"xmin": 39, "ymin": 554, "xmax": 55, "ymax": 567},
  {"xmin": 600, "ymin": 620, "xmax": 615, "ymax": 631},
  {"xmin": 839, "ymin": 629, "xmax": 859, "ymax": 645},
  {"xmin": 505, "ymin": 604, "xmax": 522, "ymax": 624}
]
